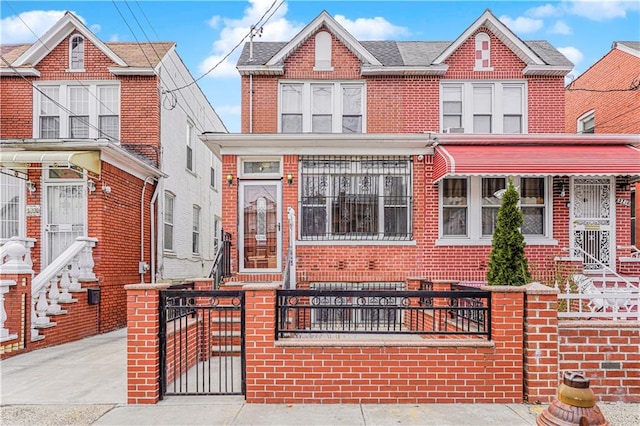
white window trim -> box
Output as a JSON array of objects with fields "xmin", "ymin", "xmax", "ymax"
[
  {"xmin": 67, "ymin": 34, "xmax": 85, "ymax": 73},
  {"xmin": 577, "ymin": 109, "xmax": 595, "ymax": 134},
  {"xmin": 436, "ymin": 176, "xmax": 556, "ymax": 246},
  {"xmin": 186, "ymin": 120, "xmax": 195, "ymax": 173},
  {"xmin": 314, "ymin": 31, "xmax": 334, "ymax": 72},
  {"xmin": 0, "ymin": 172, "xmax": 26, "ymax": 240},
  {"xmin": 278, "ymin": 80, "xmax": 366, "ymax": 133},
  {"xmin": 163, "ymin": 191, "xmax": 175, "ymax": 253},
  {"xmin": 192, "ymin": 205, "xmax": 201, "ymax": 256},
  {"xmin": 33, "ymin": 81, "xmax": 120, "ymax": 139},
  {"xmin": 238, "ymin": 156, "xmax": 283, "ymax": 179},
  {"xmin": 440, "ymin": 80, "xmax": 527, "ymax": 134},
  {"xmin": 474, "ymin": 32, "xmax": 493, "ymax": 72}
]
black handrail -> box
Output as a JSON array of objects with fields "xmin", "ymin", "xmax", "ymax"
[{"xmin": 208, "ymin": 229, "xmax": 232, "ymax": 288}]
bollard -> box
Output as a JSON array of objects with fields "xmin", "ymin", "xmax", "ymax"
[{"xmin": 537, "ymin": 371, "xmax": 609, "ymax": 426}]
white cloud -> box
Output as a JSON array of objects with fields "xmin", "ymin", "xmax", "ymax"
[
  {"xmin": 549, "ymin": 20, "xmax": 572, "ymax": 34},
  {"xmin": 334, "ymin": 15, "xmax": 409, "ymax": 40},
  {"xmin": 498, "ymin": 15, "xmax": 544, "ymax": 34},
  {"xmin": 558, "ymin": 46, "xmax": 584, "ymax": 66},
  {"xmin": 563, "ymin": 0, "xmax": 640, "ymax": 21},
  {"xmin": 0, "ymin": 10, "xmax": 68, "ymax": 44},
  {"xmin": 526, "ymin": 4, "xmax": 562, "ymax": 18}
]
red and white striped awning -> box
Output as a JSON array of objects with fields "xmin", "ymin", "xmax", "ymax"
[{"xmin": 433, "ymin": 144, "xmax": 640, "ymax": 183}]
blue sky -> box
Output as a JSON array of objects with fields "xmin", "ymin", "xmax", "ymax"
[{"xmin": 1, "ymin": 0, "xmax": 639, "ymax": 132}]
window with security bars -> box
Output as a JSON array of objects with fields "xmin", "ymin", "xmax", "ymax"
[
  {"xmin": 0, "ymin": 172, "xmax": 24, "ymax": 239},
  {"xmin": 299, "ymin": 156, "xmax": 412, "ymax": 241}
]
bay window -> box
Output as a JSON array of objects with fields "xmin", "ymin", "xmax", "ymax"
[
  {"xmin": 300, "ymin": 156, "xmax": 412, "ymax": 241},
  {"xmin": 280, "ymin": 81, "xmax": 364, "ymax": 133},
  {"xmin": 439, "ymin": 176, "xmax": 551, "ymax": 242}
]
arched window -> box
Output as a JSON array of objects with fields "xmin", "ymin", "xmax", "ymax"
[
  {"xmin": 69, "ymin": 34, "xmax": 85, "ymax": 71},
  {"xmin": 314, "ymin": 31, "xmax": 333, "ymax": 71},
  {"xmin": 474, "ymin": 33, "xmax": 492, "ymax": 71}
]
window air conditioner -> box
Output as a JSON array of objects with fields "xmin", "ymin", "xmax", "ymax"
[{"xmin": 443, "ymin": 127, "xmax": 464, "ymax": 133}]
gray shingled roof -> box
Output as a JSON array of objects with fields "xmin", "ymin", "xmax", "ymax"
[
  {"xmin": 237, "ymin": 39, "xmax": 572, "ymax": 67},
  {"xmin": 617, "ymin": 41, "xmax": 640, "ymax": 52}
]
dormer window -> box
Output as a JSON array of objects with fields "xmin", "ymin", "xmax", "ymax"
[
  {"xmin": 69, "ymin": 34, "xmax": 85, "ymax": 71},
  {"xmin": 314, "ymin": 31, "xmax": 333, "ymax": 71},
  {"xmin": 474, "ymin": 33, "xmax": 492, "ymax": 71}
]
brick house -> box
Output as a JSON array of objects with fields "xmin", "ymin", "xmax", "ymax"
[
  {"xmin": 202, "ymin": 9, "xmax": 639, "ymax": 292},
  {"xmin": 0, "ymin": 12, "xmax": 225, "ymax": 349},
  {"xmin": 565, "ymin": 41, "xmax": 640, "ymax": 247}
]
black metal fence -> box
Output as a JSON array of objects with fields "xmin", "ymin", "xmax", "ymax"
[
  {"xmin": 209, "ymin": 230, "xmax": 232, "ymax": 288},
  {"xmin": 276, "ymin": 289, "xmax": 491, "ymax": 339},
  {"xmin": 159, "ymin": 289, "xmax": 244, "ymax": 397}
]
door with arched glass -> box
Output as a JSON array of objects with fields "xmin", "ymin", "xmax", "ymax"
[{"xmin": 238, "ymin": 180, "xmax": 282, "ymax": 272}]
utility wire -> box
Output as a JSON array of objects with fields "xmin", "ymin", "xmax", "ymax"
[
  {"xmin": 567, "ymin": 76, "xmax": 640, "ymax": 92},
  {"xmin": 164, "ymin": 0, "xmax": 284, "ymax": 94}
]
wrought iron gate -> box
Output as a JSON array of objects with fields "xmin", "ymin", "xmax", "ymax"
[
  {"xmin": 159, "ymin": 288, "xmax": 245, "ymax": 397},
  {"xmin": 570, "ymin": 177, "xmax": 614, "ymax": 271}
]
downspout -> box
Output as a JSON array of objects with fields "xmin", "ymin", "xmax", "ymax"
[
  {"xmin": 150, "ymin": 179, "xmax": 161, "ymax": 284},
  {"xmin": 140, "ymin": 176, "xmax": 154, "ymax": 283}
]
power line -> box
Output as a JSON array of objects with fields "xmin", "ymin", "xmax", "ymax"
[
  {"xmin": 164, "ymin": 0, "xmax": 284, "ymax": 94},
  {"xmin": 567, "ymin": 76, "xmax": 640, "ymax": 93}
]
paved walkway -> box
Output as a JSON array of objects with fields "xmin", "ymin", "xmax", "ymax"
[{"xmin": 1, "ymin": 329, "xmax": 637, "ymax": 425}]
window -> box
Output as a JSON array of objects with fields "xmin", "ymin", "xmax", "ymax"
[
  {"xmin": 300, "ymin": 156, "xmax": 412, "ymax": 241},
  {"xmin": 0, "ymin": 172, "xmax": 24, "ymax": 239},
  {"xmin": 69, "ymin": 35, "xmax": 84, "ymax": 71},
  {"xmin": 35, "ymin": 83, "xmax": 120, "ymax": 139},
  {"xmin": 164, "ymin": 192, "xmax": 175, "ymax": 251},
  {"xmin": 186, "ymin": 121, "xmax": 194, "ymax": 172},
  {"xmin": 192, "ymin": 205, "xmax": 201, "ymax": 254},
  {"xmin": 474, "ymin": 33, "xmax": 492, "ymax": 71},
  {"xmin": 39, "ymin": 87, "xmax": 60, "ymax": 138},
  {"xmin": 280, "ymin": 82, "xmax": 365, "ymax": 133},
  {"xmin": 210, "ymin": 166, "xmax": 216, "ymax": 189},
  {"xmin": 578, "ymin": 110, "xmax": 595, "ymax": 134},
  {"xmin": 439, "ymin": 176, "xmax": 550, "ymax": 242},
  {"xmin": 98, "ymin": 86, "xmax": 119, "ymax": 140},
  {"xmin": 314, "ymin": 31, "xmax": 333, "ymax": 71},
  {"xmin": 440, "ymin": 82, "xmax": 526, "ymax": 133},
  {"xmin": 69, "ymin": 86, "xmax": 89, "ymax": 138}
]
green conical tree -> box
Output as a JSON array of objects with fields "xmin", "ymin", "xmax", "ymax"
[{"xmin": 486, "ymin": 178, "xmax": 531, "ymax": 286}]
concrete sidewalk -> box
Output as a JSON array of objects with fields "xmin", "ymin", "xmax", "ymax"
[{"xmin": 1, "ymin": 329, "xmax": 637, "ymax": 425}]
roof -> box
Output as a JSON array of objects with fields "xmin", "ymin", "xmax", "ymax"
[
  {"xmin": 613, "ymin": 41, "xmax": 640, "ymax": 58},
  {"xmin": 237, "ymin": 10, "xmax": 571, "ymax": 73}
]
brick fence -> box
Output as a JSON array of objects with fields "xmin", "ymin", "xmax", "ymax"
[{"xmin": 124, "ymin": 279, "xmax": 639, "ymax": 404}]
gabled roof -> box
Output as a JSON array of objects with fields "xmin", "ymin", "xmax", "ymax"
[
  {"xmin": 237, "ymin": 9, "xmax": 572, "ymax": 77},
  {"xmin": 13, "ymin": 12, "xmax": 127, "ymax": 67},
  {"xmin": 265, "ymin": 10, "xmax": 381, "ymax": 67},
  {"xmin": 0, "ymin": 12, "xmax": 174, "ymax": 76}
]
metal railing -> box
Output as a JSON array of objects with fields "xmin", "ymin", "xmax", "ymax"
[
  {"xmin": 276, "ymin": 289, "xmax": 491, "ymax": 339},
  {"xmin": 208, "ymin": 230, "xmax": 232, "ymax": 289},
  {"xmin": 565, "ymin": 246, "xmax": 637, "ymax": 289},
  {"xmin": 165, "ymin": 282, "xmax": 195, "ymax": 321}
]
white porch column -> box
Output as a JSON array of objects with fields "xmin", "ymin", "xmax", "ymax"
[{"xmin": 0, "ymin": 279, "xmax": 17, "ymax": 342}]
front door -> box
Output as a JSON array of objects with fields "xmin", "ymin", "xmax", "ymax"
[
  {"xmin": 239, "ymin": 181, "xmax": 282, "ymax": 272},
  {"xmin": 570, "ymin": 177, "xmax": 615, "ymax": 271},
  {"xmin": 44, "ymin": 169, "xmax": 86, "ymax": 266}
]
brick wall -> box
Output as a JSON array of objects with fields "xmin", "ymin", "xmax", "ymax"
[{"xmin": 559, "ymin": 321, "xmax": 640, "ymax": 403}]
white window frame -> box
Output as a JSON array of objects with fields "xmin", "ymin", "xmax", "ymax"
[
  {"xmin": 68, "ymin": 34, "xmax": 85, "ymax": 72},
  {"xmin": 437, "ymin": 176, "xmax": 554, "ymax": 245},
  {"xmin": 278, "ymin": 81, "xmax": 366, "ymax": 133},
  {"xmin": 238, "ymin": 157, "xmax": 282, "ymax": 179},
  {"xmin": 192, "ymin": 205, "xmax": 201, "ymax": 255},
  {"xmin": 577, "ymin": 110, "xmax": 595, "ymax": 134},
  {"xmin": 314, "ymin": 31, "xmax": 333, "ymax": 71},
  {"xmin": 0, "ymin": 171, "xmax": 26, "ymax": 240},
  {"xmin": 186, "ymin": 121, "xmax": 194, "ymax": 172},
  {"xmin": 33, "ymin": 82, "xmax": 120, "ymax": 140},
  {"xmin": 440, "ymin": 81, "xmax": 527, "ymax": 134},
  {"xmin": 164, "ymin": 192, "xmax": 175, "ymax": 252},
  {"xmin": 474, "ymin": 32, "xmax": 493, "ymax": 71}
]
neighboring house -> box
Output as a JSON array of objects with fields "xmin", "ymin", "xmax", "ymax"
[
  {"xmin": 202, "ymin": 9, "xmax": 639, "ymax": 294},
  {"xmin": 0, "ymin": 12, "xmax": 225, "ymax": 347},
  {"xmin": 565, "ymin": 41, "xmax": 640, "ymax": 248}
]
